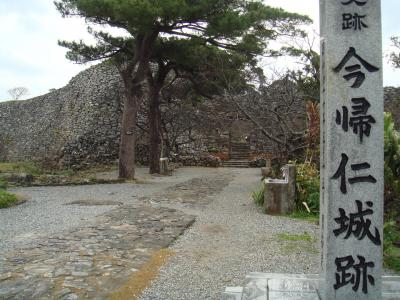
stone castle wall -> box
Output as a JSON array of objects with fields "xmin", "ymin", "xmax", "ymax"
[
  {"xmin": 0, "ymin": 60, "xmax": 399, "ymax": 168},
  {"xmin": 0, "ymin": 62, "xmax": 124, "ymax": 168}
]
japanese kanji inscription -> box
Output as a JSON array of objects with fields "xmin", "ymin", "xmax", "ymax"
[{"xmin": 320, "ymin": 0, "xmax": 383, "ymax": 298}]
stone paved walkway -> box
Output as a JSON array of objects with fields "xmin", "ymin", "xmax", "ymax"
[
  {"xmin": 0, "ymin": 167, "xmax": 234, "ymax": 300},
  {"xmin": 139, "ymin": 168, "xmax": 320, "ymax": 300}
]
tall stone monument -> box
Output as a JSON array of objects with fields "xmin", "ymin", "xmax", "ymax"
[
  {"xmin": 320, "ymin": 0, "xmax": 383, "ymax": 299},
  {"xmin": 222, "ymin": 1, "xmax": 400, "ymax": 299}
]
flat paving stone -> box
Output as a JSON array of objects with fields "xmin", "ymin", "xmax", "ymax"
[{"xmin": 0, "ymin": 167, "xmax": 233, "ymax": 299}]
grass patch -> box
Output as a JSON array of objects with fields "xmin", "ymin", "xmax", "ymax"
[
  {"xmin": 276, "ymin": 232, "xmax": 314, "ymax": 242},
  {"xmin": 287, "ymin": 211, "xmax": 319, "ymax": 223},
  {"xmin": 0, "ymin": 162, "xmax": 122, "ymax": 186},
  {"xmin": 0, "ymin": 189, "xmax": 18, "ymax": 208},
  {"xmin": 0, "ymin": 162, "xmax": 44, "ymax": 176},
  {"xmin": 252, "ymin": 185, "xmax": 264, "ymax": 207},
  {"xmin": 275, "ymin": 232, "xmax": 318, "ymax": 254}
]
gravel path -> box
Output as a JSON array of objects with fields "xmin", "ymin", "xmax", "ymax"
[
  {"xmin": 0, "ymin": 167, "xmax": 215, "ymax": 254},
  {"xmin": 139, "ymin": 168, "xmax": 319, "ymax": 300}
]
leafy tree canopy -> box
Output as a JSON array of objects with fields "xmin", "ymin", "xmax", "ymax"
[{"xmin": 56, "ymin": 0, "xmax": 311, "ymax": 66}]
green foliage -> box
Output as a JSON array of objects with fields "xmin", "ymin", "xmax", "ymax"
[
  {"xmin": 0, "ymin": 189, "xmax": 18, "ymax": 208},
  {"xmin": 56, "ymin": 0, "xmax": 311, "ymax": 84},
  {"xmin": 291, "ymin": 114, "xmax": 400, "ymax": 219},
  {"xmin": 252, "ymin": 185, "xmax": 264, "ymax": 207},
  {"xmin": 295, "ymin": 162, "xmax": 320, "ymax": 214},
  {"xmin": 384, "ymin": 112, "xmax": 400, "ymax": 203},
  {"xmin": 383, "ymin": 220, "xmax": 400, "ymax": 272}
]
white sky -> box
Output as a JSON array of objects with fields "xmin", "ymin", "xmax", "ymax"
[{"xmin": 0, "ymin": 0, "xmax": 399, "ymax": 101}]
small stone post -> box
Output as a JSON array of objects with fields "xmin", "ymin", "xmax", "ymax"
[
  {"xmin": 320, "ymin": 0, "xmax": 383, "ymax": 299},
  {"xmin": 263, "ymin": 164, "xmax": 296, "ymax": 215},
  {"xmin": 159, "ymin": 157, "xmax": 169, "ymax": 175},
  {"xmin": 286, "ymin": 164, "xmax": 296, "ymax": 208}
]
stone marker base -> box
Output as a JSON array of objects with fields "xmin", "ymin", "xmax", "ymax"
[
  {"xmin": 160, "ymin": 157, "xmax": 169, "ymax": 175},
  {"xmin": 222, "ymin": 272, "xmax": 400, "ymax": 300}
]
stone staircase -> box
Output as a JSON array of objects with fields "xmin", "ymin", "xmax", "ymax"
[{"xmin": 221, "ymin": 142, "xmax": 251, "ymax": 168}]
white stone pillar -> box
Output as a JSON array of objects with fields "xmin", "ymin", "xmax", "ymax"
[{"xmin": 320, "ymin": 0, "xmax": 383, "ymax": 299}]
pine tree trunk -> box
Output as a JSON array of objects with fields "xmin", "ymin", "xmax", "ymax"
[
  {"xmin": 148, "ymin": 85, "xmax": 161, "ymax": 174},
  {"xmin": 119, "ymin": 82, "xmax": 139, "ymax": 179},
  {"xmin": 117, "ymin": 31, "xmax": 159, "ymax": 179}
]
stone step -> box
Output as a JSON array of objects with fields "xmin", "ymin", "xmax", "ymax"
[
  {"xmin": 221, "ymin": 160, "xmax": 250, "ymax": 168},
  {"xmin": 230, "ymin": 151, "xmax": 251, "ymax": 155},
  {"xmin": 229, "ymin": 157, "xmax": 249, "ymax": 161},
  {"xmin": 230, "ymin": 146, "xmax": 250, "ymax": 150},
  {"xmin": 230, "ymin": 147, "xmax": 250, "ymax": 151},
  {"xmin": 230, "ymin": 142, "xmax": 248, "ymax": 146},
  {"xmin": 222, "ymin": 165, "xmax": 249, "ymax": 168}
]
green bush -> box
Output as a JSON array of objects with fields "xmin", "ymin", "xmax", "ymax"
[
  {"xmin": 252, "ymin": 185, "xmax": 264, "ymax": 207},
  {"xmin": 383, "ymin": 220, "xmax": 400, "ymax": 272},
  {"xmin": 0, "ymin": 189, "xmax": 18, "ymax": 208},
  {"xmin": 295, "ymin": 162, "xmax": 320, "ymax": 214},
  {"xmin": 384, "ymin": 113, "xmax": 400, "ymax": 205}
]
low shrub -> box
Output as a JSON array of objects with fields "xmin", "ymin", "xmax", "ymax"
[
  {"xmin": 252, "ymin": 185, "xmax": 264, "ymax": 207},
  {"xmin": 0, "ymin": 189, "xmax": 18, "ymax": 208},
  {"xmin": 383, "ymin": 220, "xmax": 400, "ymax": 272},
  {"xmin": 384, "ymin": 113, "xmax": 400, "ymax": 210},
  {"xmin": 294, "ymin": 161, "xmax": 320, "ymax": 215}
]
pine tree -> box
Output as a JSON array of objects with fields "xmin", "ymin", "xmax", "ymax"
[{"xmin": 55, "ymin": 0, "xmax": 311, "ymax": 178}]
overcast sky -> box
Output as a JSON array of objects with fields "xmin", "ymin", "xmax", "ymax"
[{"xmin": 0, "ymin": 0, "xmax": 399, "ymax": 101}]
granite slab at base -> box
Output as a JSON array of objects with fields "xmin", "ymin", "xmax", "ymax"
[
  {"xmin": 222, "ymin": 287, "xmax": 243, "ymax": 300},
  {"xmin": 222, "ymin": 273, "xmax": 400, "ymax": 300}
]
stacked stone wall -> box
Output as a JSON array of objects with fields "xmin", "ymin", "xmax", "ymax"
[
  {"xmin": 0, "ymin": 61, "xmax": 398, "ymax": 168},
  {"xmin": 0, "ymin": 62, "xmax": 124, "ymax": 168}
]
